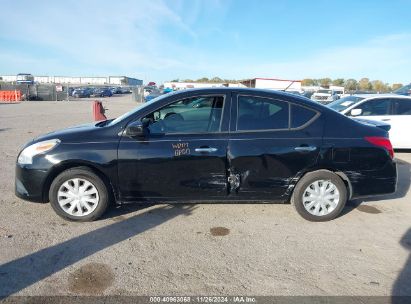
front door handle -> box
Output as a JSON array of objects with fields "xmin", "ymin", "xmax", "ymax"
[
  {"xmin": 294, "ymin": 146, "xmax": 317, "ymax": 152},
  {"xmin": 195, "ymin": 147, "xmax": 218, "ymax": 153},
  {"xmin": 382, "ymin": 119, "xmax": 391, "ymax": 121}
]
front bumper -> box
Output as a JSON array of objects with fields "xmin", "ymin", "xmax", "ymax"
[{"xmin": 15, "ymin": 164, "xmax": 49, "ymax": 203}]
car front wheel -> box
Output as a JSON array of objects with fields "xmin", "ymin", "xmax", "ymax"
[
  {"xmin": 291, "ymin": 170, "xmax": 347, "ymax": 222},
  {"xmin": 49, "ymin": 167, "xmax": 109, "ymax": 221}
]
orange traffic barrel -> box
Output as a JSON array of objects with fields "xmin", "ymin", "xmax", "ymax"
[{"xmin": 92, "ymin": 100, "xmax": 107, "ymax": 121}]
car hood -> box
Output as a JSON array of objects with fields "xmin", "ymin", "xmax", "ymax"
[
  {"xmin": 32, "ymin": 122, "xmax": 105, "ymax": 144},
  {"xmin": 313, "ymin": 93, "xmax": 331, "ymax": 96}
]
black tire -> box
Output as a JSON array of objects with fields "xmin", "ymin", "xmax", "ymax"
[
  {"xmin": 49, "ymin": 167, "xmax": 110, "ymax": 222},
  {"xmin": 291, "ymin": 170, "xmax": 347, "ymax": 222}
]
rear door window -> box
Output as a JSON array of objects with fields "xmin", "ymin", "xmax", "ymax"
[{"xmin": 237, "ymin": 96, "xmax": 289, "ymax": 131}]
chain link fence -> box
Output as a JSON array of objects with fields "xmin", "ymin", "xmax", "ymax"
[
  {"xmin": 131, "ymin": 86, "xmax": 144, "ymax": 103},
  {"xmin": 0, "ymin": 83, "xmax": 144, "ymax": 102}
]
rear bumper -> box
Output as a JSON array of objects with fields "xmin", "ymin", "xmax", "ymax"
[
  {"xmin": 15, "ymin": 164, "xmax": 48, "ymax": 203},
  {"xmin": 347, "ymin": 161, "xmax": 397, "ymax": 198}
]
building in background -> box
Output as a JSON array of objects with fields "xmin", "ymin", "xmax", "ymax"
[
  {"xmin": 163, "ymin": 78, "xmax": 303, "ymax": 91},
  {"xmin": 240, "ymin": 78, "xmax": 302, "ymax": 91},
  {"xmin": 163, "ymin": 81, "xmax": 244, "ymax": 90},
  {"xmin": 0, "ymin": 75, "xmax": 143, "ymax": 86},
  {"xmin": 108, "ymin": 76, "xmax": 142, "ymax": 86}
]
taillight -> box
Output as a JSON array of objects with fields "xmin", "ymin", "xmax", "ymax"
[{"xmin": 365, "ymin": 136, "xmax": 394, "ymax": 159}]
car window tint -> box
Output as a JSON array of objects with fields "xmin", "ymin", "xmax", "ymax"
[
  {"xmin": 144, "ymin": 96, "xmax": 224, "ymax": 134},
  {"xmin": 237, "ymin": 96, "xmax": 289, "ymax": 131},
  {"xmin": 291, "ymin": 104, "xmax": 317, "ymax": 128},
  {"xmin": 356, "ymin": 99, "xmax": 392, "ymax": 116},
  {"xmin": 394, "ymin": 99, "xmax": 411, "ymax": 115}
]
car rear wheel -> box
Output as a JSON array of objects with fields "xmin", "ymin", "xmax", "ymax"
[
  {"xmin": 291, "ymin": 170, "xmax": 347, "ymax": 221},
  {"xmin": 49, "ymin": 167, "xmax": 109, "ymax": 221}
]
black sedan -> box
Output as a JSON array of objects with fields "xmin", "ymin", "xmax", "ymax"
[
  {"xmin": 15, "ymin": 88, "xmax": 397, "ymax": 222},
  {"xmin": 72, "ymin": 89, "xmax": 91, "ymax": 98},
  {"xmin": 92, "ymin": 88, "xmax": 113, "ymax": 98}
]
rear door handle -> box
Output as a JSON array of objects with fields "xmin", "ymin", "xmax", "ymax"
[
  {"xmin": 294, "ymin": 146, "xmax": 317, "ymax": 152},
  {"xmin": 195, "ymin": 147, "xmax": 218, "ymax": 153},
  {"xmin": 382, "ymin": 119, "xmax": 391, "ymax": 121}
]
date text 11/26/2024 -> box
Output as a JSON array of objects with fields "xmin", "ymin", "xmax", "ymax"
[{"xmin": 149, "ymin": 296, "xmax": 256, "ymax": 303}]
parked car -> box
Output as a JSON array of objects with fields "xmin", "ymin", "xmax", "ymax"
[
  {"xmin": 144, "ymin": 86, "xmax": 156, "ymax": 97},
  {"xmin": 120, "ymin": 87, "xmax": 132, "ymax": 94},
  {"xmin": 15, "ymin": 88, "xmax": 396, "ymax": 222},
  {"xmin": 70, "ymin": 88, "xmax": 78, "ymax": 97},
  {"xmin": 16, "ymin": 73, "xmax": 34, "ymax": 84},
  {"xmin": 72, "ymin": 89, "xmax": 90, "ymax": 98},
  {"xmin": 110, "ymin": 87, "xmax": 122, "ymax": 94},
  {"xmin": 144, "ymin": 91, "xmax": 161, "ymax": 102},
  {"xmin": 394, "ymin": 84, "xmax": 411, "ymax": 96},
  {"xmin": 311, "ymin": 89, "xmax": 340, "ymax": 104},
  {"xmin": 68, "ymin": 87, "xmax": 75, "ymax": 96},
  {"xmin": 83, "ymin": 87, "xmax": 94, "ymax": 96},
  {"xmin": 92, "ymin": 88, "xmax": 113, "ymax": 97},
  {"xmin": 327, "ymin": 94, "xmax": 411, "ymax": 149},
  {"xmin": 70, "ymin": 87, "xmax": 79, "ymax": 96},
  {"xmin": 301, "ymin": 91, "xmax": 314, "ymax": 99}
]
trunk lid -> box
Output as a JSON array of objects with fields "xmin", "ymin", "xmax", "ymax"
[{"xmin": 353, "ymin": 118, "xmax": 391, "ymax": 132}]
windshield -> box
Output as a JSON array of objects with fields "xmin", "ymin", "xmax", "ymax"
[
  {"xmin": 108, "ymin": 94, "xmax": 168, "ymax": 126},
  {"xmin": 394, "ymin": 84, "xmax": 411, "ymax": 95},
  {"xmin": 327, "ymin": 96, "xmax": 365, "ymax": 112},
  {"xmin": 318, "ymin": 90, "xmax": 332, "ymax": 94}
]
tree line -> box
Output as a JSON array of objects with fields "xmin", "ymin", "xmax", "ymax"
[
  {"xmin": 169, "ymin": 77, "xmax": 405, "ymax": 92},
  {"xmin": 170, "ymin": 77, "xmax": 241, "ymax": 84},
  {"xmin": 301, "ymin": 78, "xmax": 403, "ymax": 92}
]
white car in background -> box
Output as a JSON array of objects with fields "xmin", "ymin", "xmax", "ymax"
[
  {"xmin": 327, "ymin": 94, "xmax": 411, "ymax": 149},
  {"xmin": 311, "ymin": 89, "xmax": 340, "ymax": 104}
]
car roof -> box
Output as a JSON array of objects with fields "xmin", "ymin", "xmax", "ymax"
[
  {"xmin": 162, "ymin": 87, "xmax": 326, "ymax": 111},
  {"xmin": 170, "ymin": 87, "xmax": 306, "ymax": 98},
  {"xmin": 352, "ymin": 93, "xmax": 411, "ymax": 100}
]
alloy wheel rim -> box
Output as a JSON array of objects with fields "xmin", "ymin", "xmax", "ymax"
[
  {"xmin": 57, "ymin": 178, "xmax": 99, "ymax": 216},
  {"xmin": 302, "ymin": 179, "xmax": 340, "ymax": 216}
]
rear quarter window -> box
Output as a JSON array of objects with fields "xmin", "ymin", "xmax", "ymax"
[{"xmin": 291, "ymin": 104, "xmax": 317, "ymax": 128}]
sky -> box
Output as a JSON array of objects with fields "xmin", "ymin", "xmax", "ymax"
[{"xmin": 1, "ymin": 0, "xmax": 411, "ymax": 84}]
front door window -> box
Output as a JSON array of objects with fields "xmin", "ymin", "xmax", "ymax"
[
  {"xmin": 144, "ymin": 96, "xmax": 224, "ymax": 134},
  {"xmin": 355, "ymin": 99, "xmax": 392, "ymax": 116}
]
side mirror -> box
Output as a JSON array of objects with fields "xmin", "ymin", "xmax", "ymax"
[
  {"xmin": 350, "ymin": 108, "xmax": 363, "ymax": 116},
  {"xmin": 125, "ymin": 120, "xmax": 149, "ymax": 138}
]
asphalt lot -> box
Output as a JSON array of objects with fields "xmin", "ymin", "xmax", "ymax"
[{"xmin": 0, "ymin": 96, "xmax": 411, "ymax": 297}]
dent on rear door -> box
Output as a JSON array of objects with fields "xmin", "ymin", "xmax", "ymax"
[
  {"xmin": 227, "ymin": 97, "xmax": 324, "ymax": 200},
  {"xmin": 227, "ymin": 130, "xmax": 322, "ymax": 200}
]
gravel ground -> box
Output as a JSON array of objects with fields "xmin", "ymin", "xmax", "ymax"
[{"xmin": 0, "ymin": 96, "xmax": 410, "ymax": 297}]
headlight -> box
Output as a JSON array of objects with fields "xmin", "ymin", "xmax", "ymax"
[{"xmin": 17, "ymin": 139, "xmax": 61, "ymax": 165}]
